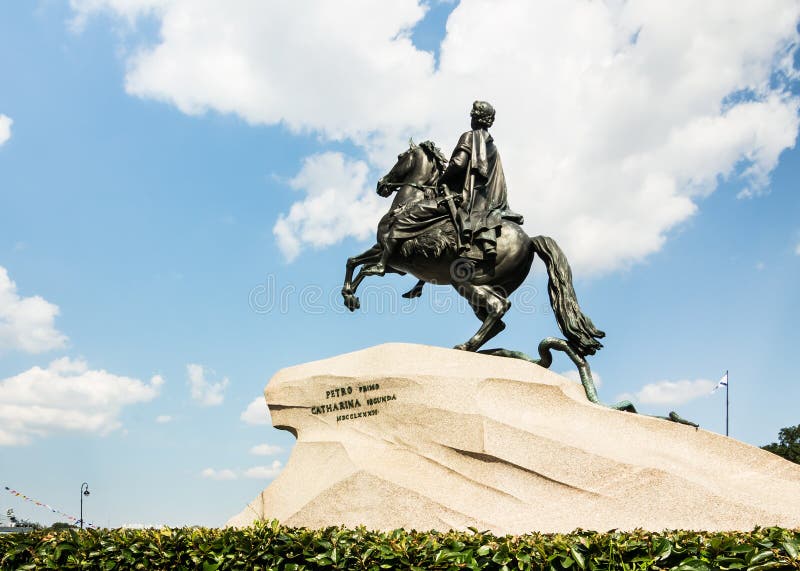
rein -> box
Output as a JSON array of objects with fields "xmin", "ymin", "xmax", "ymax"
[{"xmin": 380, "ymin": 182, "xmax": 437, "ymax": 191}]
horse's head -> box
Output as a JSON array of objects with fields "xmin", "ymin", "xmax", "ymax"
[
  {"xmin": 376, "ymin": 139, "xmax": 420, "ymax": 197},
  {"xmin": 376, "ymin": 139, "xmax": 446, "ymax": 198}
]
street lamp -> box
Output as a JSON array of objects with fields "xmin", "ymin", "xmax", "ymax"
[{"xmin": 79, "ymin": 482, "xmax": 90, "ymax": 530}]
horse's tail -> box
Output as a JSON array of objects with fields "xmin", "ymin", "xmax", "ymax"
[{"xmin": 530, "ymin": 235, "xmax": 605, "ymax": 357}]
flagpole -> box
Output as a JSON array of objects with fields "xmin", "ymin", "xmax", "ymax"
[{"xmin": 725, "ymin": 369, "xmax": 729, "ymax": 437}]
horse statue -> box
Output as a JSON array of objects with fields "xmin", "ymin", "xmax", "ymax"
[
  {"xmin": 339, "ymin": 139, "xmax": 699, "ymax": 425},
  {"xmin": 341, "ymin": 140, "xmax": 606, "ymax": 382}
]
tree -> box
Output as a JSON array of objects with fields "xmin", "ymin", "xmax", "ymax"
[
  {"xmin": 761, "ymin": 424, "xmax": 800, "ymax": 464},
  {"xmin": 4, "ymin": 509, "xmax": 42, "ymax": 529}
]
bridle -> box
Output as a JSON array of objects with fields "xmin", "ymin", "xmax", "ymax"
[{"xmin": 379, "ymin": 150, "xmax": 443, "ymax": 194}]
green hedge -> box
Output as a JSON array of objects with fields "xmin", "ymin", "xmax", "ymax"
[{"xmin": 1, "ymin": 521, "xmax": 798, "ymax": 570}]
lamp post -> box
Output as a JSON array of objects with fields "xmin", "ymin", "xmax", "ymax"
[{"xmin": 79, "ymin": 482, "xmax": 90, "ymax": 530}]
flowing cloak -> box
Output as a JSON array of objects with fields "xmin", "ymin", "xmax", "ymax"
[{"xmin": 439, "ymin": 129, "xmax": 523, "ymax": 252}]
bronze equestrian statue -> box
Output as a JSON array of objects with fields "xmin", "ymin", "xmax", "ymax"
[
  {"xmin": 342, "ymin": 101, "xmax": 604, "ymax": 358},
  {"xmin": 339, "ymin": 100, "xmax": 699, "ymax": 425}
]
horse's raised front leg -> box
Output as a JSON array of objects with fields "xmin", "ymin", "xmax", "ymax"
[
  {"xmin": 342, "ymin": 244, "xmax": 382, "ymax": 311},
  {"xmin": 453, "ymin": 284, "xmax": 510, "ymax": 351}
]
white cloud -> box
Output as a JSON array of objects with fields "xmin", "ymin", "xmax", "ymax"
[
  {"xmin": 200, "ymin": 460, "xmax": 283, "ymax": 480},
  {"xmin": 795, "ymin": 241, "xmax": 800, "ymax": 256},
  {"xmin": 0, "ymin": 266, "xmax": 68, "ymax": 354},
  {"xmin": 200, "ymin": 467, "xmax": 237, "ymax": 480},
  {"xmin": 80, "ymin": 0, "xmax": 433, "ymax": 136},
  {"xmin": 69, "ymin": 0, "xmax": 169, "ymax": 32},
  {"xmin": 0, "ymin": 115, "xmax": 12, "ymax": 146},
  {"xmin": 250, "ymin": 443, "xmax": 282, "ymax": 456},
  {"xmin": 72, "ymin": 0, "xmax": 800, "ymax": 275},
  {"xmin": 273, "ymin": 152, "xmax": 384, "ymax": 261},
  {"xmin": 619, "ymin": 378, "xmax": 716, "ymax": 406},
  {"xmin": 0, "ymin": 358, "xmax": 164, "ymax": 445},
  {"xmin": 240, "ymin": 396, "xmax": 269, "ymax": 425},
  {"xmin": 186, "ymin": 363, "xmax": 228, "ymax": 406},
  {"xmin": 155, "ymin": 414, "xmax": 172, "ymax": 423},
  {"xmin": 559, "ymin": 369, "xmax": 603, "ymax": 388},
  {"xmin": 244, "ymin": 460, "xmax": 283, "ymax": 479}
]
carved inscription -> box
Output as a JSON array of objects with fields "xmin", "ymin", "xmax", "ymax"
[{"xmin": 311, "ymin": 382, "xmax": 397, "ymax": 422}]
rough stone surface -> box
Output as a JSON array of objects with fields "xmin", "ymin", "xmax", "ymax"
[{"xmin": 228, "ymin": 343, "xmax": 800, "ymax": 533}]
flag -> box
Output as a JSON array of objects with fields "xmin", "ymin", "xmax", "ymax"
[{"xmin": 711, "ymin": 371, "xmax": 728, "ymax": 393}]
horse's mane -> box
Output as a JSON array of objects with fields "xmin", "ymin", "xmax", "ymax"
[
  {"xmin": 418, "ymin": 140, "xmax": 448, "ymax": 174},
  {"xmin": 395, "ymin": 140, "xmax": 453, "ymax": 259}
]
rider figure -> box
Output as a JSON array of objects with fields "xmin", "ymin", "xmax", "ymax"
[
  {"xmin": 439, "ymin": 100, "xmax": 524, "ymax": 260},
  {"xmin": 367, "ymin": 102, "xmax": 524, "ymax": 276}
]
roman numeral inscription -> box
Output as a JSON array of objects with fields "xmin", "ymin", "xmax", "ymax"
[{"xmin": 310, "ymin": 382, "xmax": 397, "ymax": 422}]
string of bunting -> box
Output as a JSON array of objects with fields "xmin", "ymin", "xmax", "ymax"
[{"xmin": 3, "ymin": 485, "xmax": 97, "ymax": 528}]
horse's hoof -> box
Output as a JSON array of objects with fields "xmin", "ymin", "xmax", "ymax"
[
  {"xmin": 453, "ymin": 343, "xmax": 470, "ymax": 351},
  {"xmin": 343, "ymin": 294, "xmax": 360, "ymax": 311}
]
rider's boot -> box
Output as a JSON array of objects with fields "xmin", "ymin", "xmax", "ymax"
[{"xmin": 364, "ymin": 237, "xmax": 397, "ymax": 276}]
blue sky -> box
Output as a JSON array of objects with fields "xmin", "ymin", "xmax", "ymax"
[{"xmin": 1, "ymin": 1, "xmax": 799, "ymax": 527}]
